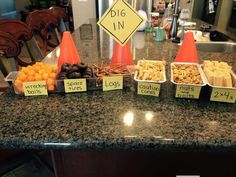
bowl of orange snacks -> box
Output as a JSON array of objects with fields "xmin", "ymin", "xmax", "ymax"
[{"xmin": 6, "ymin": 62, "xmax": 58, "ymax": 95}]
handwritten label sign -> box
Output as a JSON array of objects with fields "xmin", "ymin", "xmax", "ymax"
[
  {"xmin": 23, "ymin": 81, "xmax": 48, "ymax": 96},
  {"xmin": 138, "ymin": 82, "xmax": 161, "ymax": 97},
  {"xmin": 175, "ymin": 85, "xmax": 202, "ymax": 99},
  {"xmin": 210, "ymin": 88, "xmax": 236, "ymax": 103},
  {"xmin": 103, "ymin": 76, "xmax": 123, "ymax": 91},
  {"xmin": 64, "ymin": 79, "xmax": 87, "ymax": 93},
  {"xmin": 97, "ymin": 0, "xmax": 143, "ymax": 46}
]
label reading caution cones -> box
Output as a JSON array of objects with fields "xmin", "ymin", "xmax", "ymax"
[
  {"xmin": 23, "ymin": 81, "xmax": 48, "ymax": 96},
  {"xmin": 138, "ymin": 82, "xmax": 161, "ymax": 97},
  {"xmin": 103, "ymin": 76, "xmax": 123, "ymax": 91},
  {"xmin": 97, "ymin": 0, "xmax": 143, "ymax": 46},
  {"xmin": 175, "ymin": 85, "xmax": 202, "ymax": 99}
]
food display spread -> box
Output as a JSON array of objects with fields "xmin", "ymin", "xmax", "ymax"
[{"xmin": 6, "ymin": 59, "xmax": 236, "ymax": 103}]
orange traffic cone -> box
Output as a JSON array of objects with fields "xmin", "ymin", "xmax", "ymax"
[
  {"xmin": 175, "ymin": 32, "xmax": 198, "ymax": 63},
  {"xmin": 111, "ymin": 42, "xmax": 133, "ymax": 65},
  {"xmin": 57, "ymin": 31, "xmax": 80, "ymax": 69}
]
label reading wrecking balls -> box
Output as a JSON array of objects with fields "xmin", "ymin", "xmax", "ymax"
[{"xmin": 23, "ymin": 81, "xmax": 48, "ymax": 96}]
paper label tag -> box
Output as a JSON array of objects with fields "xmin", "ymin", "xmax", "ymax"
[
  {"xmin": 137, "ymin": 82, "xmax": 161, "ymax": 97},
  {"xmin": 23, "ymin": 81, "xmax": 48, "ymax": 96},
  {"xmin": 103, "ymin": 76, "xmax": 123, "ymax": 91},
  {"xmin": 210, "ymin": 88, "xmax": 236, "ymax": 103},
  {"xmin": 97, "ymin": 0, "xmax": 143, "ymax": 46},
  {"xmin": 175, "ymin": 85, "xmax": 201, "ymax": 99},
  {"xmin": 64, "ymin": 79, "xmax": 87, "ymax": 93}
]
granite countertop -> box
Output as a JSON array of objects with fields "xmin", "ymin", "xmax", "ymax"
[{"xmin": 0, "ymin": 19, "xmax": 235, "ymax": 151}]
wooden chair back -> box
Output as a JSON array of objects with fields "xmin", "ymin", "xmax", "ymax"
[
  {"xmin": 0, "ymin": 19, "xmax": 40, "ymax": 71},
  {"xmin": 0, "ymin": 31, "xmax": 21, "ymax": 59},
  {"xmin": 0, "ymin": 31, "xmax": 21, "ymax": 77},
  {"xmin": 49, "ymin": 6, "xmax": 68, "ymax": 21},
  {"xmin": 49, "ymin": 6, "xmax": 69, "ymax": 35},
  {"xmin": 0, "ymin": 19, "xmax": 33, "ymax": 42},
  {"xmin": 26, "ymin": 9, "xmax": 59, "ymax": 56}
]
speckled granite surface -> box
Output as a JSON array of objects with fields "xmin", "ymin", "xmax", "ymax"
[{"xmin": 0, "ymin": 20, "xmax": 235, "ymax": 151}]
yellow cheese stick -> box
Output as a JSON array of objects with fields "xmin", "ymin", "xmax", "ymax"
[
  {"xmin": 223, "ymin": 74, "xmax": 232, "ymax": 87},
  {"xmin": 213, "ymin": 72, "xmax": 224, "ymax": 87}
]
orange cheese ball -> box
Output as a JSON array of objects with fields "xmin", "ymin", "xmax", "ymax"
[
  {"xmin": 42, "ymin": 73, "xmax": 49, "ymax": 80},
  {"xmin": 18, "ymin": 72, "xmax": 27, "ymax": 81},
  {"xmin": 15, "ymin": 79, "xmax": 22, "ymax": 85},
  {"xmin": 47, "ymin": 84, "xmax": 55, "ymax": 91},
  {"xmin": 49, "ymin": 73, "xmax": 56, "ymax": 80},
  {"xmin": 28, "ymin": 69, "xmax": 36, "ymax": 76},
  {"xmin": 46, "ymin": 78, "xmax": 55, "ymax": 86},
  {"xmin": 27, "ymin": 75, "xmax": 35, "ymax": 82},
  {"xmin": 34, "ymin": 73, "xmax": 43, "ymax": 81}
]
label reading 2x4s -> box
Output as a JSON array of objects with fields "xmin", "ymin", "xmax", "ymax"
[{"xmin": 210, "ymin": 88, "xmax": 236, "ymax": 103}]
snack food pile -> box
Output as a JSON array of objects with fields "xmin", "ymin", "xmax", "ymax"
[
  {"xmin": 136, "ymin": 60, "xmax": 165, "ymax": 81},
  {"xmin": 57, "ymin": 63, "xmax": 94, "ymax": 80},
  {"xmin": 15, "ymin": 62, "xmax": 57, "ymax": 91},
  {"xmin": 93, "ymin": 64, "xmax": 130, "ymax": 85},
  {"xmin": 203, "ymin": 61, "xmax": 233, "ymax": 87},
  {"xmin": 172, "ymin": 64, "xmax": 203, "ymax": 84}
]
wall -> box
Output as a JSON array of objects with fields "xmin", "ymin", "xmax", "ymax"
[
  {"xmin": 0, "ymin": 0, "xmax": 16, "ymax": 18},
  {"xmin": 192, "ymin": 0, "xmax": 204, "ymax": 20},
  {"xmin": 14, "ymin": 0, "xmax": 29, "ymax": 12},
  {"xmin": 71, "ymin": 0, "xmax": 96, "ymax": 29},
  {"xmin": 179, "ymin": 0, "xmax": 194, "ymax": 17},
  {"xmin": 216, "ymin": 0, "xmax": 233, "ymax": 30},
  {"xmin": 0, "ymin": 0, "xmax": 15, "ymax": 14}
]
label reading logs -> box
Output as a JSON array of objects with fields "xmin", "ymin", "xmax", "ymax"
[
  {"xmin": 138, "ymin": 82, "xmax": 161, "ymax": 97},
  {"xmin": 23, "ymin": 81, "xmax": 48, "ymax": 96},
  {"xmin": 64, "ymin": 79, "xmax": 87, "ymax": 93},
  {"xmin": 103, "ymin": 76, "xmax": 123, "ymax": 91}
]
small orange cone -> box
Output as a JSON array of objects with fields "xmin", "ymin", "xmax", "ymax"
[
  {"xmin": 58, "ymin": 31, "xmax": 80, "ymax": 69},
  {"xmin": 111, "ymin": 42, "xmax": 133, "ymax": 65},
  {"xmin": 175, "ymin": 32, "xmax": 198, "ymax": 63}
]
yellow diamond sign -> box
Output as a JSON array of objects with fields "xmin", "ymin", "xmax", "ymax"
[{"xmin": 97, "ymin": 0, "xmax": 143, "ymax": 46}]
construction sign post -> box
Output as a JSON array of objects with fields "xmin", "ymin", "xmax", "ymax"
[{"xmin": 97, "ymin": 0, "xmax": 143, "ymax": 46}]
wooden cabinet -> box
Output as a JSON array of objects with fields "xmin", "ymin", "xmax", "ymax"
[{"xmin": 51, "ymin": 150, "xmax": 236, "ymax": 177}]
